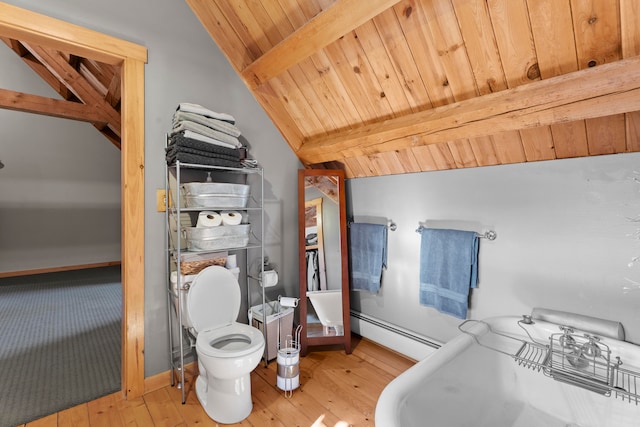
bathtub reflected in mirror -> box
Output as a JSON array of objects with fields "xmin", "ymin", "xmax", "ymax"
[{"xmin": 298, "ymin": 169, "xmax": 351, "ymax": 355}]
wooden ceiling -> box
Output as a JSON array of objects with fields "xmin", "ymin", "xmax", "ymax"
[
  {"xmin": 187, "ymin": 0, "xmax": 640, "ymax": 178},
  {"xmin": 0, "ymin": 37, "xmax": 122, "ymax": 148}
]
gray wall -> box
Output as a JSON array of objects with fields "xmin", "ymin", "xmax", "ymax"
[
  {"xmin": 2, "ymin": 0, "xmax": 302, "ymax": 377},
  {"xmin": 0, "ymin": 43, "xmax": 121, "ymax": 272},
  {"xmin": 348, "ymin": 153, "xmax": 640, "ymax": 345}
]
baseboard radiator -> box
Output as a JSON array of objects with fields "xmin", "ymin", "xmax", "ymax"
[{"xmin": 350, "ymin": 310, "xmax": 441, "ymax": 361}]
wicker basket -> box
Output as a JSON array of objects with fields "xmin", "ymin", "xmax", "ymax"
[
  {"xmin": 180, "ymin": 257, "xmax": 226, "ymax": 275},
  {"xmin": 180, "ymin": 256, "xmax": 227, "ymax": 275}
]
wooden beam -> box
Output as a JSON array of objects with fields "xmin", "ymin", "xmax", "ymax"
[
  {"xmin": 22, "ymin": 42, "xmax": 122, "ymax": 137},
  {"xmin": 0, "ymin": 88, "xmax": 110, "ymax": 124},
  {"xmin": 120, "ymin": 56, "xmax": 146, "ymax": 399},
  {"xmin": 0, "ymin": 2, "xmax": 147, "ymax": 64},
  {"xmin": 1, "ymin": 37, "xmax": 62, "ymax": 90},
  {"xmin": 296, "ymin": 55, "xmax": 640, "ymax": 164},
  {"xmin": 239, "ymin": 0, "xmax": 402, "ymax": 89}
]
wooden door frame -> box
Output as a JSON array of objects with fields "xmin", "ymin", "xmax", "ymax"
[{"xmin": 0, "ymin": 3, "xmax": 147, "ymax": 399}]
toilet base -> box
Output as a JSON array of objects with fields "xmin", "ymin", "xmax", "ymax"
[{"xmin": 195, "ymin": 373, "xmax": 253, "ymax": 424}]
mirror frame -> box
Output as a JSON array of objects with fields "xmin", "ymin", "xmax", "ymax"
[{"xmin": 298, "ymin": 169, "xmax": 351, "ymax": 355}]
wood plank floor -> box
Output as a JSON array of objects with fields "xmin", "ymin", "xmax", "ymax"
[{"xmin": 19, "ymin": 336, "xmax": 415, "ymax": 427}]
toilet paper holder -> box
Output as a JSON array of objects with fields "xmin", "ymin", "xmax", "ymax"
[{"xmin": 260, "ymin": 270, "xmax": 278, "ymax": 288}]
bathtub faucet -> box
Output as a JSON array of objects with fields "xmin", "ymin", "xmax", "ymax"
[
  {"xmin": 581, "ymin": 334, "xmax": 602, "ymax": 358},
  {"xmin": 558, "ymin": 326, "xmax": 576, "ymax": 349}
]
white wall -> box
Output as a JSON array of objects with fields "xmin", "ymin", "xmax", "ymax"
[
  {"xmin": 0, "ymin": 44, "xmax": 121, "ymax": 272},
  {"xmin": 348, "ymin": 153, "xmax": 640, "ymax": 346},
  {"xmin": 3, "ymin": 0, "xmax": 302, "ymax": 376}
]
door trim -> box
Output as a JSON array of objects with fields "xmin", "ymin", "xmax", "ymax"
[{"xmin": 0, "ymin": 3, "xmax": 147, "ymax": 399}]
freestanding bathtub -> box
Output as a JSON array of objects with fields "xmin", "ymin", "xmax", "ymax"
[
  {"xmin": 376, "ymin": 310, "xmax": 640, "ymax": 427},
  {"xmin": 306, "ymin": 289, "xmax": 343, "ymax": 335}
]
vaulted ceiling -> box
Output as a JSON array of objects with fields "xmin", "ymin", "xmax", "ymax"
[
  {"xmin": 2, "ymin": 1, "xmax": 639, "ymax": 179},
  {"xmin": 0, "ymin": 37, "xmax": 122, "ymax": 149},
  {"xmin": 187, "ymin": 0, "xmax": 640, "ymax": 178}
]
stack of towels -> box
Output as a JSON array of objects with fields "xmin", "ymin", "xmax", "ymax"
[{"xmin": 166, "ymin": 103, "xmax": 245, "ymax": 168}]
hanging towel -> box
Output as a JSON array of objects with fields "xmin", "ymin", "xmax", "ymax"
[
  {"xmin": 419, "ymin": 228, "xmax": 479, "ymax": 319},
  {"xmin": 349, "ymin": 223, "xmax": 387, "ymax": 293}
]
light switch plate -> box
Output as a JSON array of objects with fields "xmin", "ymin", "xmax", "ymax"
[{"xmin": 156, "ymin": 189, "xmax": 166, "ymax": 212}]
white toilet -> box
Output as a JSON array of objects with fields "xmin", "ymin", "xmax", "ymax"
[{"xmin": 178, "ymin": 265, "xmax": 265, "ymax": 424}]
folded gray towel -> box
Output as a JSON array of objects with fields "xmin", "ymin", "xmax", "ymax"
[
  {"xmin": 166, "ymin": 152, "xmax": 243, "ymax": 168},
  {"xmin": 173, "ymin": 111, "xmax": 241, "ymax": 138},
  {"xmin": 168, "ymin": 132, "xmax": 240, "ymax": 158},
  {"xmin": 170, "ymin": 120, "xmax": 241, "ymax": 148}
]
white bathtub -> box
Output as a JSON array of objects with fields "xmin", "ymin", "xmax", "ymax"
[
  {"xmin": 306, "ymin": 290, "xmax": 343, "ymax": 335},
  {"xmin": 376, "ymin": 314, "xmax": 640, "ymax": 427}
]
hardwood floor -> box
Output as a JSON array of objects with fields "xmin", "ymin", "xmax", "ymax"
[{"xmin": 19, "ymin": 335, "xmax": 415, "ymax": 427}]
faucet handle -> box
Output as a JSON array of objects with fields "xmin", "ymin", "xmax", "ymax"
[
  {"xmin": 559, "ymin": 325, "xmax": 574, "ymax": 334},
  {"xmin": 583, "ymin": 333, "xmax": 600, "ymax": 343},
  {"xmin": 581, "ymin": 334, "xmax": 602, "ymax": 357}
]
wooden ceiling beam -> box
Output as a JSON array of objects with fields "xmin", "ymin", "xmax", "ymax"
[
  {"xmin": 0, "ymin": 2, "xmax": 146, "ymax": 65},
  {"xmin": 105, "ymin": 67, "xmax": 122, "ymax": 109},
  {"xmin": 297, "ymin": 55, "xmax": 640, "ymax": 164},
  {"xmin": 0, "ymin": 87, "xmax": 110, "ymax": 124},
  {"xmin": 238, "ymin": 0, "xmax": 402, "ymax": 89},
  {"xmin": 1, "ymin": 38, "xmax": 62, "ymax": 90},
  {"xmin": 20, "ymin": 42, "xmax": 121, "ymax": 137}
]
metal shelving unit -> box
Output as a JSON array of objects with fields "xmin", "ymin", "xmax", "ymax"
[{"xmin": 164, "ymin": 158, "xmax": 266, "ymax": 403}]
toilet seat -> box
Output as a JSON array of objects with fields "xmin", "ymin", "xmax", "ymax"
[
  {"xmin": 187, "ymin": 266, "xmax": 240, "ymax": 333},
  {"xmin": 188, "ymin": 266, "xmax": 264, "ymax": 359},
  {"xmin": 197, "ymin": 323, "xmax": 264, "ymax": 359}
]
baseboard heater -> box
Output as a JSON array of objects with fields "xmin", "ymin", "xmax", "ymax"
[{"xmin": 350, "ymin": 310, "xmax": 441, "ymax": 361}]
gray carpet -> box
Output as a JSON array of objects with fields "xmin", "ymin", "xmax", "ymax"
[{"xmin": 0, "ymin": 266, "xmax": 121, "ymax": 427}]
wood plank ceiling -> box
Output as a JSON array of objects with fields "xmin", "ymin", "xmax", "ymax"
[
  {"xmin": 0, "ymin": 37, "xmax": 122, "ymax": 149},
  {"xmin": 187, "ymin": 0, "xmax": 640, "ymax": 178}
]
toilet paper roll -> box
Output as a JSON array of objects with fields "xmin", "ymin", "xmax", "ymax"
[
  {"xmin": 279, "ymin": 296, "xmax": 299, "ymax": 308},
  {"xmin": 197, "ymin": 211, "xmax": 222, "ymax": 227},
  {"xmin": 227, "ymin": 266, "xmax": 240, "ymax": 281},
  {"xmin": 225, "ymin": 254, "xmax": 237, "ymax": 269},
  {"xmin": 221, "ymin": 211, "xmax": 242, "ymax": 226},
  {"xmin": 260, "ymin": 270, "xmax": 279, "ymax": 288}
]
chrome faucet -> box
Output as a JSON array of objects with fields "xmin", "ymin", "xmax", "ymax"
[
  {"xmin": 581, "ymin": 334, "xmax": 602, "ymax": 358},
  {"xmin": 559, "ymin": 326, "xmax": 576, "ymax": 349}
]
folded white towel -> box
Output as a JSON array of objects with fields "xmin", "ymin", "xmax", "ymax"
[
  {"xmin": 173, "ymin": 111, "xmax": 241, "ymax": 138},
  {"xmin": 171, "ymin": 120, "xmax": 241, "ymax": 148},
  {"xmin": 176, "ymin": 103, "xmax": 235, "ymax": 124}
]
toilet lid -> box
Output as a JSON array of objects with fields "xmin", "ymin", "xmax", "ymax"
[{"xmin": 187, "ymin": 265, "xmax": 240, "ymax": 333}]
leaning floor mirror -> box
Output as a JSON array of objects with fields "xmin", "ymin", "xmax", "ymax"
[{"xmin": 298, "ymin": 169, "xmax": 351, "ymax": 355}]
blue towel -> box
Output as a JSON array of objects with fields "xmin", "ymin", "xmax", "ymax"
[
  {"xmin": 349, "ymin": 223, "xmax": 387, "ymax": 293},
  {"xmin": 419, "ymin": 228, "xmax": 479, "ymax": 319}
]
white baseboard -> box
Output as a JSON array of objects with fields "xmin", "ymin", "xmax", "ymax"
[{"xmin": 350, "ymin": 311, "xmax": 441, "ymax": 361}]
